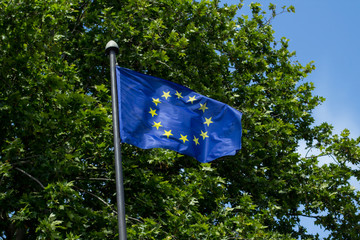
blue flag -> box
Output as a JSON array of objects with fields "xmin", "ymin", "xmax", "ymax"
[{"xmin": 116, "ymin": 67, "xmax": 242, "ymax": 163}]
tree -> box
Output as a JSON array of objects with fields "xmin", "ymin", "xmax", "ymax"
[{"xmin": 1, "ymin": 0, "xmax": 360, "ymax": 239}]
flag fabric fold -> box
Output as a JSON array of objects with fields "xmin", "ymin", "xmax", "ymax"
[{"xmin": 116, "ymin": 67, "xmax": 242, "ymax": 163}]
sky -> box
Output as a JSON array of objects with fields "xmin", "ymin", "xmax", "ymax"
[
  {"xmin": 223, "ymin": 0, "xmax": 360, "ymax": 238},
  {"xmin": 226, "ymin": 0, "xmax": 360, "ymax": 138}
]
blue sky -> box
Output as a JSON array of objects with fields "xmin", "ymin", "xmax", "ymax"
[
  {"xmin": 226, "ymin": 0, "xmax": 360, "ymax": 138},
  {"xmin": 223, "ymin": 0, "xmax": 360, "ymax": 238},
  {"xmin": 263, "ymin": 0, "xmax": 360, "ymax": 139}
]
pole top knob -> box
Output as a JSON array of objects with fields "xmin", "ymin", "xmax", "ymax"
[{"xmin": 105, "ymin": 40, "xmax": 119, "ymax": 55}]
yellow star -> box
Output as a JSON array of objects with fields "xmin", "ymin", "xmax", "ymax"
[
  {"xmin": 203, "ymin": 117, "xmax": 213, "ymax": 127},
  {"xmin": 199, "ymin": 103, "xmax": 208, "ymax": 113},
  {"xmin": 152, "ymin": 121, "xmax": 162, "ymax": 130},
  {"xmin": 162, "ymin": 91, "xmax": 171, "ymax": 100},
  {"xmin": 200, "ymin": 130, "xmax": 209, "ymax": 140},
  {"xmin": 193, "ymin": 136, "xmax": 200, "ymax": 145},
  {"xmin": 149, "ymin": 108, "xmax": 157, "ymax": 117},
  {"xmin": 175, "ymin": 91, "xmax": 183, "ymax": 99},
  {"xmin": 152, "ymin": 98, "xmax": 161, "ymax": 106},
  {"xmin": 187, "ymin": 95, "xmax": 197, "ymax": 104},
  {"xmin": 163, "ymin": 130, "xmax": 173, "ymax": 139},
  {"xmin": 179, "ymin": 134, "xmax": 189, "ymax": 143}
]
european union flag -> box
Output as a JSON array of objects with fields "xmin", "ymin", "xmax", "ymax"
[{"xmin": 116, "ymin": 67, "xmax": 242, "ymax": 163}]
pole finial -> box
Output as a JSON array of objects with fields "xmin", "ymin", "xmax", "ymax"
[{"xmin": 105, "ymin": 40, "xmax": 119, "ymax": 55}]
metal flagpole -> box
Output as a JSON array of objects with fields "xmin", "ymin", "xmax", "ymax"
[{"xmin": 105, "ymin": 40, "xmax": 127, "ymax": 240}]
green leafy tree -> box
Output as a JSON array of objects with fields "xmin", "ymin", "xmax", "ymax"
[{"xmin": 1, "ymin": 0, "xmax": 360, "ymax": 239}]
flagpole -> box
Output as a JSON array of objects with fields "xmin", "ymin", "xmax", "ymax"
[{"xmin": 105, "ymin": 40, "xmax": 127, "ymax": 240}]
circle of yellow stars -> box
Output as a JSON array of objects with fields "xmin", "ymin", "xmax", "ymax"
[{"xmin": 149, "ymin": 90, "xmax": 214, "ymax": 146}]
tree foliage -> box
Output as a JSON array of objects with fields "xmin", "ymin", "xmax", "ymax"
[{"xmin": 1, "ymin": 0, "xmax": 360, "ymax": 239}]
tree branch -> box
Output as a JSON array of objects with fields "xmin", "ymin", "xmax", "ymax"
[
  {"xmin": 14, "ymin": 167, "xmax": 45, "ymax": 189},
  {"xmin": 264, "ymin": 9, "xmax": 287, "ymax": 26},
  {"xmin": 128, "ymin": 216, "xmax": 144, "ymax": 224},
  {"xmin": 75, "ymin": 177, "xmax": 115, "ymax": 181},
  {"xmin": 156, "ymin": 60, "xmax": 174, "ymax": 71},
  {"xmin": 289, "ymin": 212, "xmax": 322, "ymax": 220},
  {"xmin": 74, "ymin": 186, "xmax": 117, "ymax": 214},
  {"xmin": 73, "ymin": 186, "xmax": 144, "ymax": 224}
]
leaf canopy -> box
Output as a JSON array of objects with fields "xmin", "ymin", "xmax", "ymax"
[{"xmin": 1, "ymin": 0, "xmax": 360, "ymax": 239}]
